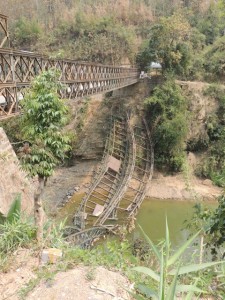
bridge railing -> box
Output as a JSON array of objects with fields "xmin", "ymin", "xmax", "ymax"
[
  {"xmin": 0, "ymin": 48, "xmax": 138, "ymax": 85},
  {"xmin": 0, "ymin": 48, "xmax": 139, "ymax": 117}
]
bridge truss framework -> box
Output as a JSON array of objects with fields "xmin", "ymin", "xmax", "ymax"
[{"xmin": 0, "ymin": 14, "xmax": 139, "ymax": 119}]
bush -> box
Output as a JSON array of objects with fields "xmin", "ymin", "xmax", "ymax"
[
  {"xmin": 0, "ymin": 217, "xmax": 36, "ymax": 254},
  {"xmin": 203, "ymin": 37, "xmax": 225, "ymax": 80},
  {"xmin": 145, "ymin": 79, "xmax": 188, "ymax": 172},
  {"xmin": 12, "ymin": 17, "xmax": 41, "ymax": 48}
]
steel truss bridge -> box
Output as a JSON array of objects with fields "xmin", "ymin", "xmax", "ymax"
[
  {"xmin": 66, "ymin": 115, "xmax": 154, "ymax": 248},
  {"xmin": 0, "ymin": 14, "xmax": 139, "ymax": 118}
]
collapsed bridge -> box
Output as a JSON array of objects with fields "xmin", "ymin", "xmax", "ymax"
[{"xmin": 66, "ymin": 115, "xmax": 154, "ymax": 248}]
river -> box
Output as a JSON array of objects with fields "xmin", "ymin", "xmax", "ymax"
[
  {"xmin": 135, "ymin": 198, "xmax": 217, "ymax": 246},
  {"xmin": 59, "ymin": 194, "xmax": 217, "ymax": 247}
]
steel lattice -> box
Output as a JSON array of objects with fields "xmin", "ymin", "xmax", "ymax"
[{"xmin": 0, "ymin": 48, "xmax": 139, "ymax": 118}]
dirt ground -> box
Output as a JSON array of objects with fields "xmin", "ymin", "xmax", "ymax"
[
  {"xmin": 27, "ymin": 266, "xmax": 131, "ymax": 300},
  {"xmin": 0, "ymin": 249, "xmax": 131, "ymax": 300}
]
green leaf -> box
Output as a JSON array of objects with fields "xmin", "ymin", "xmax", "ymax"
[
  {"xmin": 132, "ymin": 266, "xmax": 160, "ymax": 282},
  {"xmin": 165, "ymin": 217, "xmax": 170, "ymax": 263},
  {"xmin": 169, "ymin": 261, "xmax": 225, "ymax": 276},
  {"xmin": 138, "ymin": 224, "xmax": 161, "ymax": 262},
  {"xmin": 167, "ymin": 230, "xmax": 200, "ymax": 266},
  {"xmin": 176, "ymin": 284, "xmax": 204, "ymax": 293},
  {"xmin": 159, "ymin": 249, "xmax": 165, "ymax": 300},
  {"xmin": 6, "ymin": 194, "xmax": 21, "ymax": 222},
  {"xmin": 166, "ymin": 263, "xmax": 180, "ymax": 300},
  {"xmin": 137, "ymin": 284, "xmax": 158, "ymax": 299}
]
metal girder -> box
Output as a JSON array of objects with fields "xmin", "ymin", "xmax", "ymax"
[
  {"xmin": 71, "ymin": 116, "xmax": 154, "ymax": 247},
  {"xmin": 0, "ymin": 48, "xmax": 139, "ymax": 117},
  {"xmin": 0, "ymin": 14, "xmax": 9, "ymax": 48}
]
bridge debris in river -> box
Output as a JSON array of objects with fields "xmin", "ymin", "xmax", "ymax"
[{"xmin": 66, "ymin": 115, "xmax": 154, "ymax": 247}]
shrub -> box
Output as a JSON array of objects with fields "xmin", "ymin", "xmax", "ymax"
[
  {"xmin": 145, "ymin": 79, "xmax": 188, "ymax": 172},
  {"xmin": 0, "ymin": 217, "xmax": 36, "ymax": 254},
  {"xmin": 12, "ymin": 17, "xmax": 41, "ymax": 48}
]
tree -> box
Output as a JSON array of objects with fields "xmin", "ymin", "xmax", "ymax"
[
  {"xmin": 19, "ymin": 69, "xmax": 71, "ymax": 243},
  {"xmin": 144, "ymin": 79, "xmax": 188, "ymax": 171},
  {"xmin": 137, "ymin": 12, "xmax": 191, "ymax": 75}
]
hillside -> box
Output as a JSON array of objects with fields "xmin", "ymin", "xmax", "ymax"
[{"xmin": 1, "ymin": 1, "xmax": 225, "ymax": 299}]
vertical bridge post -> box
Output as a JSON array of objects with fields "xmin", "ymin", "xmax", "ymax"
[
  {"xmin": 0, "ymin": 14, "xmax": 19, "ymax": 118},
  {"xmin": 0, "ymin": 14, "xmax": 9, "ymax": 48}
]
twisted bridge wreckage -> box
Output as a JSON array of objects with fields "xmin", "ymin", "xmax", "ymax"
[
  {"xmin": 0, "ymin": 13, "xmax": 154, "ymax": 246},
  {"xmin": 66, "ymin": 116, "xmax": 154, "ymax": 247}
]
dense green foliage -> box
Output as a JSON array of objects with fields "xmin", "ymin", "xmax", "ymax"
[
  {"xmin": 187, "ymin": 193, "xmax": 225, "ymax": 260},
  {"xmin": 0, "ymin": 195, "xmax": 36, "ymax": 270},
  {"xmin": 203, "ymin": 37, "xmax": 225, "ymax": 80},
  {"xmin": 0, "ymin": 217, "xmax": 36, "ymax": 254},
  {"xmin": 208, "ymin": 194, "xmax": 225, "ymax": 255},
  {"xmin": 145, "ymin": 79, "xmax": 188, "ymax": 171},
  {"xmin": 13, "ymin": 17, "xmax": 41, "ymax": 49},
  {"xmin": 136, "ymin": 2, "xmax": 225, "ymax": 81},
  {"xmin": 49, "ymin": 14, "xmax": 136, "ymax": 64},
  {"xmin": 20, "ymin": 69, "xmax": 71, "ymax": 178},
  {"xmin": 7, "ymin": 0, "xmax": 151, "ymax": 64}
]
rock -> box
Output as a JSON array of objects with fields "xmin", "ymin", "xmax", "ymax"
[
  {"xmin": 41, "ymin": 248, "xmax": 62, "ymax": 265},
  {"xmin": 0, "ymin": 128, "xmax": 34, "ymax": 216}
]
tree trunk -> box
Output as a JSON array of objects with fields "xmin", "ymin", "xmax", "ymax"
[{"xmin": 34, "ymin": 176, "xmax": 45, "ymax": 244}]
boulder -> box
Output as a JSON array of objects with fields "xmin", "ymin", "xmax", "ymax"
[{"xmin": 0, "ymin": 127, "xmax": 34, "ymax": 216}]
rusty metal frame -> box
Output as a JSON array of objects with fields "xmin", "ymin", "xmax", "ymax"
[
  {"xmin": 0, "ymin": 48, "xmax": 139, "ymax": 117},
  {"xmin": 0, "ymin": 14, "xmax": 9, "ymax": 48},
  {"xmin": 70, "ymin": 115, "xmax": 154, "ymax": 247}
]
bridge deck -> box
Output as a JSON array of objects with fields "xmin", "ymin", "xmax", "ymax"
[{"xmin": 66, "ymin": 114, "xmax": 154, "ymax": 247}]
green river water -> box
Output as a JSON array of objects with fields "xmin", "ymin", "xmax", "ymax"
[
  {"xmin": 59, "ymin": 195, "xmax": 217, "ymax": 247},
  {"xmin": 135, "ymin": 198, "xmax": 217, "ymax": 246}
]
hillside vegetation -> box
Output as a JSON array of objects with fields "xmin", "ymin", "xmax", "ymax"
[
  {"xmin": 1, "ymin": 0, "xmax": 225, "ymax": 183},
  {"xmin": 0, "ymin": 0, "xmax": 217, "ymax": 65}
]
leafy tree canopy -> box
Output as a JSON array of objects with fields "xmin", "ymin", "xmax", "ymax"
[
  {"xmin": 137, "ymin": 12, "xmax": 191, "ymax": 75},
  {"xmin": 145, "ymin": 79, "xmax": 188, "ymax": 171},
  {"xmin": 20, "ymin": 69, "xmax": 71, "ymax": 179}
]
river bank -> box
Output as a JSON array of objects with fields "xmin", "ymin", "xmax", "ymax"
[{"xmin": 43, "ymin": 160, "xmax": 222, "ymax": 214}]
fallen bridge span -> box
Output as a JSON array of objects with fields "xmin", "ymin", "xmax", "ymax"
[{"xmin": 66, "ymin": 115, "xmax": 154, "ymax": 247}]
